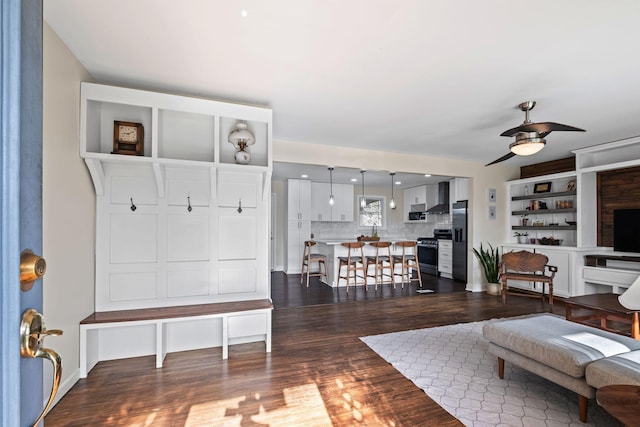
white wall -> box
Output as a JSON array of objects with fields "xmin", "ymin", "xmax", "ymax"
[
  {"xmin": 273, "ymin": 139, "xmax": 519, "ymax": 291},
  {"xmin": 42, "ymin": 22, "xmax": 95, "ymax": 403}
]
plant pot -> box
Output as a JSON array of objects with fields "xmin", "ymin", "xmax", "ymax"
[
  {"xmin": 517, "ymin": 236, "xmax": 528, "ymax": 244},
  {"xmin": 486, "ymin": 282, "xmax": 501, "ymax": 296}
]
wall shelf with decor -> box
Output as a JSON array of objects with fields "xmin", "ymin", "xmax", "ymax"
[
  {"xmin": 512, "ymin": 208, "xmax": 577, "ymax": 216},
  {"xmin": 512, "ymin": 225, "xmax": 577, "ymax": 231},
  {"xmin": 511, "ymin": 190, "xmax": 577, "ymax": 201},
  {"xmin": 81, "ymin": 82, "xmax": 272, "ymax": 196},
  {"xmin": 506, "ymin": 171, "xmax": 578, "ymax": 247}
]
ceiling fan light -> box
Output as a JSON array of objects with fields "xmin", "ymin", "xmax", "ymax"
[{"xmin": 509, "ymin": 138, "xmax": 546, "ymax": 156}]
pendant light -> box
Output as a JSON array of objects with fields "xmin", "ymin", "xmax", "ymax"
[
  {"xmin": 328, "ymin": 167, "xmax": 334, "ymax": 206},
  {"xmin": 360, "ymin": 170, "xmax": 366, "ymax": 209},
  {"xmin": 389, "ymin": 172, "xmax": 396, "ymax": 209}
]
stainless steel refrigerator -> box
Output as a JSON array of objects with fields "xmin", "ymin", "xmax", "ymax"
[{"xmin": 452, "ymin": 200, "xmax": 468, "ymax": 282}]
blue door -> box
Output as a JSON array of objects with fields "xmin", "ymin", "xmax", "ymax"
[{"xmin": 1, "ymin": 0, "xmax": 45, "ymax": 425}]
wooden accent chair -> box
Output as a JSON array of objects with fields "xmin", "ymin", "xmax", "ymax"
[
  {"xmin": 500, "ymin": 250, "xmax": 557, "ymax": 309},
  {"xmin": 338, "ymin": 242, "xmax": 367, "ymax": 293},
  {"xmin": 300, "ymin": 241, "xmax": 328, "ymax": 287},
  {"xmin": 391, "ymin": 241, "xmax": 422, "ymax": 288},
  {"xmin": 365, "ymin": 241, "xmax": 395, "ymax": 290}
]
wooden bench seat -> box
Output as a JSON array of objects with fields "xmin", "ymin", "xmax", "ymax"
[{"xmin": 80, "ymin": 299, "xmax": 273, "ymax": 378}]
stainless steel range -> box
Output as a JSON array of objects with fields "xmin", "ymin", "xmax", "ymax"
[{"xmin": 417, "ymin": 229, "xmax": 452, "ymax": 276}]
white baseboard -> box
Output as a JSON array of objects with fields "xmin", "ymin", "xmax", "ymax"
[
  {"xmin": 466, "ymin": 281, "xmax": 484, "ymax": 292},
  {"xmin": 46, "ymin": 367, "xmax": 79, "ymax": 413}
]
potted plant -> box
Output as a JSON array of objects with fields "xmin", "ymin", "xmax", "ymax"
[
  {"xmin": 473, "ymin": 243, "xmax": 501, "ymax": 295},
  {"xmin": 514, "ymin": 231, "xmax": 529, "ymax": 244}
]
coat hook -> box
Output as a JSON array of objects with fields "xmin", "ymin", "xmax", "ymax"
[
  {"xmin": 237, "ymin": 199, "xmax": 243, "ymax": 214},
  {"xmin": 130, "ymin": 198, "xmax": 137, "ymax": 212},
  {"xmin": 187, "ymin": 196, "xmax": 192, "ymax": 212}
]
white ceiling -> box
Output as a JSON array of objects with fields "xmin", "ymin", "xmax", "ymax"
[{"xmin": 44, "ymin": 1, "xmax": 640, "ymax": 177}]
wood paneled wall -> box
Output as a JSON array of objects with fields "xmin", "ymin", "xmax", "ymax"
[
  {"xmin": 597, "ymin": 166, "xmax": 640, "ymax": 246},
  {"xmin": 520, "ymin": 157, "xmax": 576, "ymax": 179}
]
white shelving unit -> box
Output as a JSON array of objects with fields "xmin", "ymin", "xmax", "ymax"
[
  {"xmin": 507, "ymin": 172, "xmax": 578, "ymax": 247},
  {"xmin": 81, "ymin": 82, "xmax": 273, "ymax": 311},
  {"xmin": 503, "ymin": 136, "xmax": 640, "ymax": 296},
  {"xmin": 80, "ymin": 82, "xmax": 274, "ymax": 370}
]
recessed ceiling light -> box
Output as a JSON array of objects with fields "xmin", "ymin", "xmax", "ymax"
[
  {"xmin": 424, "ymin": 174, "xmax": 431, "ymax": 177},
  {"xmin": 395, "ymin": 181, "xmax": 402, "ymax": 185},
  {"xmin": 240, "ymin": 9, "xmax": 248, "ymax": 18},
  {"xmin": 351, "ymin": 178, "xmax": 358, "ymax": 182},
  {"xmin": 301, "ymin": 174, "xmax": 308, "ymax": 178}
]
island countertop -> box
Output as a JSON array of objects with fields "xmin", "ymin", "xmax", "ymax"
[
  {"xmin": 312, "ymin": 239, "xmax": 419, "ymax": 287},
  {"xmin": 314, "ymin": 238, "xmax": 416, "ymax": 245}
]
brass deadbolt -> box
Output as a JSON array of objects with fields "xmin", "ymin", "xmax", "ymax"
[{"xmin": 20, "ymin": 249, "xmax": 46, "ymax": 291}]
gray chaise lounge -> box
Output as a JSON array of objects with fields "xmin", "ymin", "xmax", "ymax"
[{"xmin": 483, "ymin": 314, "xmax": 640, "ymax": 422}]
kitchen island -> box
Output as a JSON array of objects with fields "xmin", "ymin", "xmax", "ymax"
[{"xmin": 314, "ymin": 239, "xmax": 419, "ymax": 288}]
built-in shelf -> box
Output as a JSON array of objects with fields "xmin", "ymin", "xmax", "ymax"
[
  {"xmin": 511, "ymin": 190, "xmax": 577, "ymax": 201},
  {"xmin": 512, "ymin": 225, "xmax": 577, "ymax": 231},
  {"xmin": 512, "ymin": 208, "xmax": 577, "ymax": 215}
]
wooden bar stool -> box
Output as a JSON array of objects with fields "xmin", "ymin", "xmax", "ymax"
[
  {"xmin": 300, "ymin": 241, "xmax": 328, "ymax": 287},
  {"xmin": 365, "ymin": 241, "xmax": 395, "ymax": 290},
  {"xmin": 391, "ymin": 241, "xmax": 422, "ymax": 288},
  {"xmin": 338, "ymin": 242, "xmax": 367, "ymax": 293}
]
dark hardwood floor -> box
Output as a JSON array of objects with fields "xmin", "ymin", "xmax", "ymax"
[
  {"xmin": 45, "ymin": 273, "xmax": 559, "ymax": 426},
  {"xmin": 271, "ymin": 271, "xmax": 468, "ymax": 308}
]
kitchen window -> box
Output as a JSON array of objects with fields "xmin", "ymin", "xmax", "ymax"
[{"xmin": 359, "ymin": 196, "xmax": 386, "ymax": 228}]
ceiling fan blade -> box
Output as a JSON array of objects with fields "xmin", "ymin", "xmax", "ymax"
[
  {"xmin": 485, "ymin": 152, "xmax": 516, "ymax": 166},
  {"xmin": 499, "ymin": 125, "xmax": 525, "ymax": 137},
  {"xmin": 517, "ymin": 122, "xmax": 586, "ymax": 134}
]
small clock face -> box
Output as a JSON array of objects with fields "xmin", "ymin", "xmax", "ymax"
[{"xmin": 119, "ymin": 125, "xmax": 138, "ymax": 142}]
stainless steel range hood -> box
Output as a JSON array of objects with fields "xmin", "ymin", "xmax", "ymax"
[{"xmin": 426, "ymin": 181, "xmax": 450, "ymax": 214}]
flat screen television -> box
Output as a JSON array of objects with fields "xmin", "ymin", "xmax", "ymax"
[{"xmin": 613, "ymin": 209, "xmax": 640, "ymax": 253}]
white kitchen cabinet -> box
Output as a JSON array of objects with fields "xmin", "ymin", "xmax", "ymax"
[
  {"xmin": 450, "ymin": 177, "xmax": 469, "ymax": 204},
  {"xmin": 286, "ymin": 179, "xmax": 312, "ymax": 273},
  {"xmin": 286, "ymin": 219, "xmax": 311, "ymax": 274},
  {"xmin": 332, "ymin": 183, "xmax": 354, "ymax": 222},
  {"xmin": 405, "ymin": 185, "xmax": 427, "ymax": 205},
  {"xmin": 403, "ymin": 185, "xmax": 427, "ymax": 222},
  {"xmin": 310, "ymin": 182, "xmax": 354, "ymax": 222},
  {"xmin": 311, "ymin": 182, "xmax": 332, "ymax": 221},
  {"xmin": 438, "ymin": 240, "xmax": 453, "ymax": 279},
  {"xmin": 82, "ymin": 82, "xmax": 272, "ymax": 312},
  {"xmin": 287, "ymin": 179, "xmax": 311, "ymax": 221}
]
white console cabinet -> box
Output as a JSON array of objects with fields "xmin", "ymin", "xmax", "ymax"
[{"xmin": 82, "ymin": 83, "xmax": 272, "ymax": 312}]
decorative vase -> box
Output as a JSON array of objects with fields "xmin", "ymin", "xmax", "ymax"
[
  {"xmin": 234, "ymin": 148, "xmax": 251, "ymax": 164},
  {"xmin": 486, "ymin": 282, "xmax": 501, "ymax": 296}
]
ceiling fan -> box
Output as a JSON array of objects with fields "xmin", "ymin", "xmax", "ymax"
[{"xmin": 486, "ymin": 101, "xmax": 585, "ymax": 166}]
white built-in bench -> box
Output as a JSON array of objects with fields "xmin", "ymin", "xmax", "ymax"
[{"xmin": 80, "ymin": 299, "xmax": 273, "ymax": 378}]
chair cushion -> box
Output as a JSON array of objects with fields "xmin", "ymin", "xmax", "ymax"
[
  {"xmin": 338, "ymin": 256, "xmax": 362, "ymax": 263},
  {"xmin": 586, "ymin": 350, "xmax": 640, "ymax": 388},
  {"xmin": 392, "ymin": 255, "xmax": 416, "ymax": 261},
  {"xmin": 366, "ymin": 255, "xmax": 390, "ymax": 262},
  {"xmin": 483, "ymin": 314, "xmax": 640, "ymax": 378}
]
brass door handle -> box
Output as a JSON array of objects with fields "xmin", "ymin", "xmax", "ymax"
[{"xmin": 20, "ymin": 309, "xmax": 63, "ymax": 427}]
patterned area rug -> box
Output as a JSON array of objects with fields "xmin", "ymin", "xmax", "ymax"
[{"xmin": 360, "ymin": 321, "xmax": 621, "ymax": 426}]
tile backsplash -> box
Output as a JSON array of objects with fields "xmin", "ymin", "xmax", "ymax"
[{"xmin": 310, "ymin": 219, "xmax": 452, "ymax": 240}]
